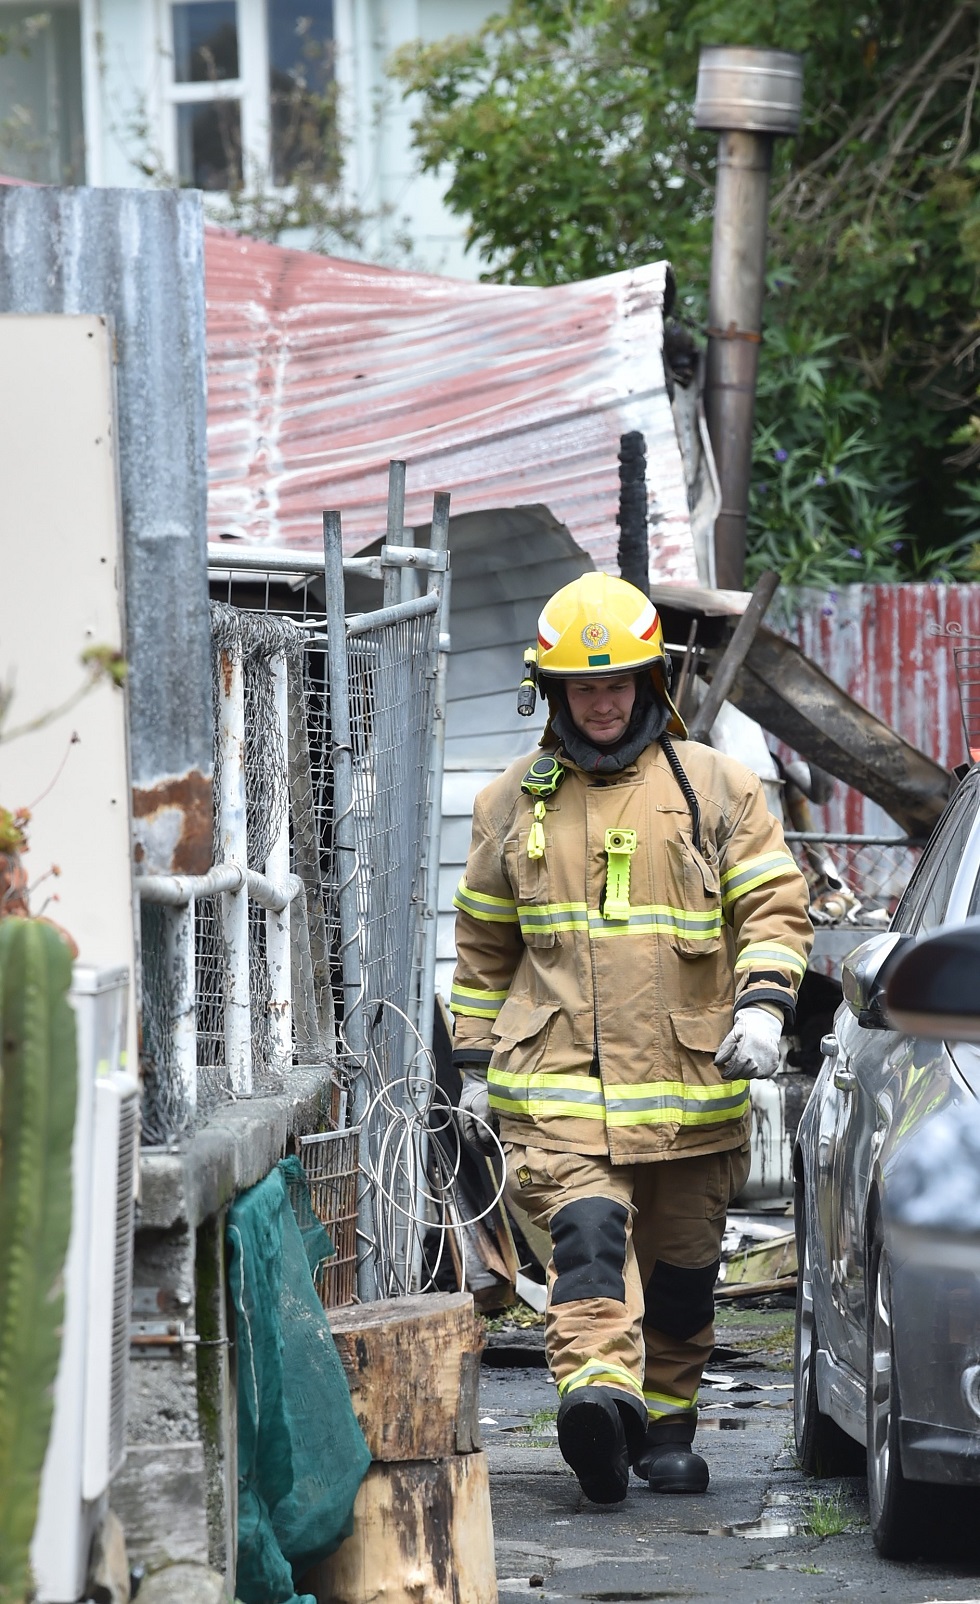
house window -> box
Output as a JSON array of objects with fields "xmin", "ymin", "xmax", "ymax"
[
  {"xmin": 0, "ymin": 3, "xmax": 85, "ymax": 184},
  {"xmin": 165, "ymin": 2, "xmax": 334, "ymax": 192},
  {"xmin": 170, "ymin": 1, "xmax": 243, "ymax": 189},
  {"xmin": 267, "ymin": 2, "xmax": 335, "ymax": 185}
]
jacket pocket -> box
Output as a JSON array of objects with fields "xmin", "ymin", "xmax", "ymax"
[
  {"xmin": 664, "ymin": 834, "xmax": 723, "ymax": 958},
  {"xmin": 490, "ymin": 997, "xmax": 560, "ymax": 1080},
  {"xmin": 669, "ymin": 1006, "xmax": 733, "ymax": 1082}
]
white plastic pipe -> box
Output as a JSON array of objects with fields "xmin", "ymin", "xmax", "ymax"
[{"xmin": 265, "ymin": 652, "xmax": 293, "ymax": 1072}]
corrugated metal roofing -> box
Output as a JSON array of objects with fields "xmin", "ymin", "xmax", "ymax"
[
  {"xmin": 204, "ymin": 227, "xmax": 698, "ymax": 575},
  {"xmin": 784, "ymin": 584, "xmax": 980, "ymax": 836}
]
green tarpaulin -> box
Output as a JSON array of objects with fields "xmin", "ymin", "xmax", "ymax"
[{"xmin": 228, "ymin": 1157, "xmax": 371, "ymax": 1604}]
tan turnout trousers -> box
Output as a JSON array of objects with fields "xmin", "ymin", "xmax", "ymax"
[{"xmin": 506, "ymin": 1141, "xmax": 752, "ymax": 1431}]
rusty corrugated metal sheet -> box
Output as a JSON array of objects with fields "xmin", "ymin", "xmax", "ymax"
[
  {"xmin": 204, "ymin": 228, "xmax": 698, "ymax": 576},
  {"xmin": 783, "ymin": 585, "xmax": 980, "ymax": 834}
]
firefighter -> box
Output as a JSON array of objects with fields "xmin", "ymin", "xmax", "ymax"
[{"xmin": 451, "ymin": 573, "xmax": 812, "ymax": 1504}]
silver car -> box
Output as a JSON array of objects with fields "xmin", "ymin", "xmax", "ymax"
[{"xmin": 793, "ymin": 763, "xmax": 980, "ymax": 1558}]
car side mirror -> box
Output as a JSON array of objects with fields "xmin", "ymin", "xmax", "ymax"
[
  {"xmin": 841, "ymin": 932, "xmax": 912, "ymax": 1030},
  {"xmin": 884, "ymin": 919, "xmax": 980, "ymax": 1041}
]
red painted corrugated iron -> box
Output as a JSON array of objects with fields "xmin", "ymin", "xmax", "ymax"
[
  {"xmin": 785, "ymin": 585, "xmax": 980, "ymax": 834},
  {"xmin": 204, "ymin": 228, "xmax": 697, "ymax": 576}
]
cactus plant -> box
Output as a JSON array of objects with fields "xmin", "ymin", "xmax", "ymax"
[{"xmin": 0, "ymin": 919, "xmax": 77, "ymax": 1604}]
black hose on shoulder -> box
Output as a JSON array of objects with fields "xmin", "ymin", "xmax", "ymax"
[{"xmin": 659, "ymin": 734, "xmax": 702, "ymax": 856}]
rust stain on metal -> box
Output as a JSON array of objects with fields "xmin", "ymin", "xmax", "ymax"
[
  {"xmin": 132, "ymin": 769, "xmax": 213, "ymax": 875},
  {"xmin": 219, "ymin": 647, "xmax": 235, "ymax": 699}
]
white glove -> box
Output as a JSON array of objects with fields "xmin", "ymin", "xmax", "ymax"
[
  {"xmin": 714, "ymin": 1006, "xmax": 783, "ymax": 1081},
  {"xmin": 457, "ymin": 1071, "xmax": 500, "ymax": 1154}
]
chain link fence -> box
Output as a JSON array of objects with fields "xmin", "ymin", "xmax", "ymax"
[
  {"xmin": 784, "ymin": 832, "xmax": 924, "ymax": 930},
  {"xmin": 137, "ymin": 504, "xmax": 452, "ymax": 1302}
]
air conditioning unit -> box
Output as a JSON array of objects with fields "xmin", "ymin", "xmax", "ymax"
[{"xmin": 31, "ymin": 966, "xmax": 138, "ymax": 1603}]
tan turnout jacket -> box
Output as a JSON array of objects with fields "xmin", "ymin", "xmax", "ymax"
[{"xmin": 451, "ymin": 737, "xmax": 812, "ymax": 1164}]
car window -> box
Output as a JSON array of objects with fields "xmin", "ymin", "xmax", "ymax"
[{"xmin": 892, "ymin": 779, "xmax": 980, "ymax": 934}]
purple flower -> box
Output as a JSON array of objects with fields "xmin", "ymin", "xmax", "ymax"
[
  {"xmin": 774, "ymin": 448, "xmax": 788, "ymax": 462},
  {"xmin": 891, "ymin": 541, "xmax": 904, "ymax": 550},
  {"xmin": 847, "ymin": 547, "xmax": 861, "ymax": 558},
  {"xmin": 821, "ymin": 606, "xmax": 834, "ymax": 617},
  {"xmin": 814, "ymin": 474, "xmax": 826, "ymax": 486}
]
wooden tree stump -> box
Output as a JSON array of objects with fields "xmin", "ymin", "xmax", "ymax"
[
  {"xmin": 301, "ymin": 1293, "xmax": 498, "ymax": 1604},
  {"xmin": 327, "ymin": 1292, "xmax": 484, "ymax": 1460},
  {"xmin": 307, "ymin": 1452, "xmax": 496, "ymax": 1604}
]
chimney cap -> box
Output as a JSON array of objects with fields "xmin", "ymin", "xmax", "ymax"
[{"xmin": 694, "ymin": 47, "xmax": 803, "ymax": 136}]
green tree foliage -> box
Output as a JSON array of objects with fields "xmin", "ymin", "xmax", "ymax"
[{"xmin": 394, "ymin": 1, "xmax": 980, "ymax": 584}]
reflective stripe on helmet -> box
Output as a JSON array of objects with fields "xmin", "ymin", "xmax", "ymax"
[{"xmin": 536, "ymin": 572, "xmax": 668, "ymax": 677}]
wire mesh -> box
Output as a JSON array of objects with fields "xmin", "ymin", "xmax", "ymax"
[
  {"xmin": 785, "ymin": 833, "xmax": 923, "ymax": 927},
  {"xmin": 298, "ymin": 1128, "xmax": 360, "ymax": 1308},
  {"xmin": 139, "ymin": 900, "xmax": 192, "ymax": 1146},
  {"xmin": 139, "ymin": 556, "xmax": 453, "ymax": 1299}
]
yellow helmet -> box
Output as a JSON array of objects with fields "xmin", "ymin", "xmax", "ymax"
[{"xmin": 536, "ymin": 572, "xmax": 685, "ymax": 734}]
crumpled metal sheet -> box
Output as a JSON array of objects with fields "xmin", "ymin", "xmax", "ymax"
[{"xmin": 204, "ymin": 228, "xmax": 699, "ymax": 578}]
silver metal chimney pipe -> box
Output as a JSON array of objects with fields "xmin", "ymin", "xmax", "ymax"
[{"xmin": 695, "ymin": 47, "xmax": 803, "ymax": 590}]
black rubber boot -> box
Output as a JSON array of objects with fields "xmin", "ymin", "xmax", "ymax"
[
  {"xmin": 632, "ymin": 1415, "xmax": 709, "ymax": 1494},
  {"xmin": 557, "ymin": 1390, "xmax": 642, "ymax": 1505}
]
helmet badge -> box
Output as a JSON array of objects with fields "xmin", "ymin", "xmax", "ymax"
[{"xmin": 581, "ymin": 622, "xmax": 609, "ymax": 649}]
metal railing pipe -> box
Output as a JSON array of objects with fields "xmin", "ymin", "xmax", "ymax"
[
  {"xmin": 410, "ymin": 490, "xmax": 452, "ymax": 1290},
  {"xmin": 323, "ymin": 509, "xmax": 379, "ymax": 1301},
  {"xmin": 265, "ymin": 652, "xmax": 293, "ymax": 1071},
  {"xmin": 216, "ymin": 625, "xmax": 252, "ymax": 1095}
]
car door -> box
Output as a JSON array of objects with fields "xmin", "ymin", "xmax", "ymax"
[{"xmin": 825, "ymin": 774, "xmax": 980, "ymax": 1373}]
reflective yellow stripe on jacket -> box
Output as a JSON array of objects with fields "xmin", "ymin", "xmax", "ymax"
[
  {"xmin": 721, "ymin": 850, "xmax": 799, "ymax": 908},
  {"xmin": 489, "ymin": 1069, "xmax": 749, "ymax": 1129},
  {"xmin": 735, "ymin": 940, "xmax": 807, "ymax": 979},
  {"xmin": 512, "ymin": 902, "xmax": 723, "ymax": 941},
  {"xmin": 453, "ymin": 878, "xmax": 519, "ymax": 923},
  {"xmin": 449, "ymin": 983, "xmax": 509, "ymax": 1020},
  {"xmin": 489, "ymin": 1071, "xmax": 605, "ymax": 1120}
]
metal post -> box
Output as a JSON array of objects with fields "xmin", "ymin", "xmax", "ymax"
[
  {"xmin": 216, "ymin": 624, "xmax": 252, "ymax": 1095},
  {"xmin": 265, "ymin": 652, "xmax": 292, "ymax": 1071},
  {"xmin": 384, "ymin": 460, "xmax": 407, "ymax": 608},
  {"xmin": 417, "ymin": 492, "xmax": 451, "ymax": 1064},
  {"xmin": 410, "ymin": 492, "xmax": 452, "ymax": 1289},
  {"xmin": 323, "ymin": 509, "xmax": 379, "ymax": 1301},
  {"xmin": 695, "ymin": 48, "xmax": 802, "ymax": 591}
]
